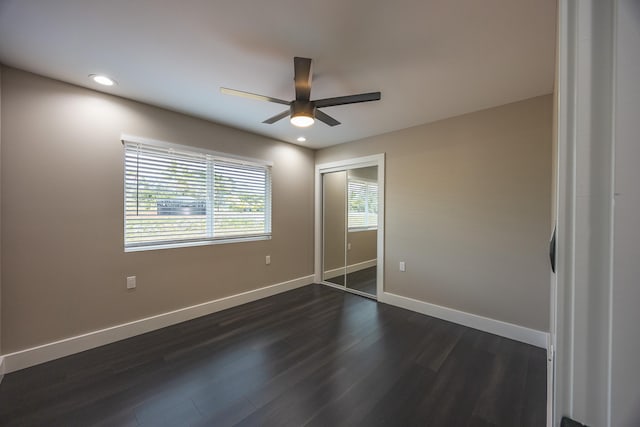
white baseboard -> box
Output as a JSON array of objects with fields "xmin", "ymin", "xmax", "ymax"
[
  {"xmin": 379, "ymin": 291, "xmax": 548, "ymax": 349},
  {"xmin": 323, "ymin": 259, "xmax": 377, "ymax": 279},
  {"xmin": 2, "ymin": 275, "xmax": 314, "ymax": 374}
]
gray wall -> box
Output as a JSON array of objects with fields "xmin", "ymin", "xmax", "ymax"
[
  {"xmin": 317, "ymin": 95, "xmax": 553, "ymax": 332},
  {"xmin": 1, "ymin": 68, "xmax": 315, "ymax": 353},
  {"xmin": 569, "ymin": 1, "xmax": 615, "ymax": 423},
  {"xmin": 0, "ymin": 64, "xmax": 3, "ymax": 357},
  {"xmin": 553, "ymin": 2, "xmax": 640, "ymax": 425},
  {"xmin": 611, "ymin": 0, "xmax": 640, "ymax": 425}
]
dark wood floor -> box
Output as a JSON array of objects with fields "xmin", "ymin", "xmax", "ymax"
[
  {"xmin": 327, "ymin": 266, "xmax": 377, "ymax": 296},
  {"xmin": 0, "ymin": 284, "xmax": 546, "ymax": 426}
]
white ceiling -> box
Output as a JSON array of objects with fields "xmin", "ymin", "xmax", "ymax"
[{"xmin": 0, "ymin": 0, "xmax": 556, "ymax": 149}]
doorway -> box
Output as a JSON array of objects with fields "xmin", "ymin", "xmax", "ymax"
[{"xmin": 314, "ymin": 155, "xmax": 385, "ymax": 299}]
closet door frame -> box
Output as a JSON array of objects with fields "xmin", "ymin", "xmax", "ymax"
[{"xmin": 314, "ymin": 154, "xmax": 385, "ymax": 298}]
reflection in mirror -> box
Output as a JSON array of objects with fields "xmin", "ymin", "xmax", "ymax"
[
  {"xmin": 346, "ymin": 167, "xmax": 378, "ymax": 296},
  {"xmin": 322, "ymin": 171, "xmax": 346, "ymax": 287}
]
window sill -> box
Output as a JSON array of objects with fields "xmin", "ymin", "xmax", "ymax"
[
  {"xmin": 125, "ymin": 235, "xmax": 272, "ymax": 252},
  {"xmin": 348, "ymin": 227, "xmax": 378, "ymax": 233}
]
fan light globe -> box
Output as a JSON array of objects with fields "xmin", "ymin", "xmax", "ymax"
[{"xmin": 290, "ymin": 115, "xmax": 314, "ymax": 128}]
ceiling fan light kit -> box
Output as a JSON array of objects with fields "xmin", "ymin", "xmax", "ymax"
[
  {"xmin": 290, "ymin": 115, "xmax": 314, "ymax": 127},
  {"xmin": 290, "ymin": 101, "xmax": 315, "ymax": 127},
  {"xmin": 221, "ymin": 57, "xmax": 381, "ymax": 129}
]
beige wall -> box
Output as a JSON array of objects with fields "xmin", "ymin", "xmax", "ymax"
[
  {"xmin": 322, "ymin": 171, "xmax": 346, "ymax": 273},
  {"xmin": 0, "ymin": 68, "xmax": 315, "ymax": 353},
  {"xmin": 316, "ymin": 95, "xmax": 553, "ymax": 331},
  {"xmin": 349, "ymin": 166, "xmax": 377, "ymax": 181},
  {"xmin": 347, "ymin": 230, "xmax": 376, "ymax": 265}
]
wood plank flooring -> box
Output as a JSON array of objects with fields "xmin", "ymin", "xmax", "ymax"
[
  {"xmin": 325, "ymin": 266, "xmax": 377, "ymax": 296},
  {"xmin": 345, "ymin": 266, "xmax": 377, "ymax": 296},
  {"xmin": 0, "ymin": 284, "xmax": 546, "ymax": 426}
]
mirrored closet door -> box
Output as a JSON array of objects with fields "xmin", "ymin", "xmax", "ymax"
[
  {"xmin": 322, "ymin": 171, "xmax": 347, "ymax": 288},
  {"xmin": 322, "ymin": 166, "xmax": 379, "ymax": 298},
  {"xmin": 345, "ymin": 167, "xmax": 378, "ymax": 296}
]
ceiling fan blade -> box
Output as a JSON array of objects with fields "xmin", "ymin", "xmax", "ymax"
[
  {"xmin": 220, "ymin": 87, "xmax": 290, "ymax": 105},
  {"xmin": 294, "ymin": 57, "xmax": 312, "ymax": 101},
  {"xmin": 314, "ymin": 92, "xmax": 381, "ymax": 108},
  {"xmin": 262, "ymin": 109, "xmax": 290, "ymax": 124},
  {"xmin": 315, "ymin": 109, "xmax": 341, "ymax": 127}
]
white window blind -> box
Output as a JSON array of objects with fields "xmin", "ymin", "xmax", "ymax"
[
  {"xmin": 124, "ymin": 140, "xmax": 271, "ymax": 250},
  {"xmin": 348, "ymin": 178, "xmax": 378, "ymax": 229}
]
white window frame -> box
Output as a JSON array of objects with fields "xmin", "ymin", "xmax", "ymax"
[{"xmin": 122, "ymin": 134, "xmax": 273, "ymax": 252}]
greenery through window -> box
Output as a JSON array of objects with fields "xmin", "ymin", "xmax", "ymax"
[
  {"xmin": 124, "ymin": 140, "xmax": 271, "ymax": 250},
  {"xmin": 348, "ymin": 178, "xmax": 378, "ymax": 230}
]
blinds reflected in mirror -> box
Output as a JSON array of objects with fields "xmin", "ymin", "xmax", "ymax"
[{"xmin": 348, "ymin": 178, "xmax": 378, "ymax": 230}]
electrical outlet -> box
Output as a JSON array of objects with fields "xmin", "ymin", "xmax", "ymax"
[
  {"xmin": 399, "ymin": 261, "xmax": 406, "ymax": 272},
  {"xmin": 126, "ymin": 276, "xmax": 137, "ymax": 289},
  {"xmin": 347, "ymin": 243, "xmax": 352, "ymax": 250},
  {"xmin": 265, "ymin": 255, "xmax": 271, "ymax": 265}
]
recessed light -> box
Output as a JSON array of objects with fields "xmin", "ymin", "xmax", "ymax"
[
  {"xmin": 297, "ymin": 136, "xmax": 307, "ymax": 142},
  {"xmin": 89, "ymin": 74, "xmax": 116, "ymax": 86}
]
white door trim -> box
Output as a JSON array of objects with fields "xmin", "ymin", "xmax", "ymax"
[
  {"xmin": 554, "ymin": 1, "xmax": 618, "ymax": 426},
  {"xmin": 315, "ymin": 154, "xmax": 385, "ymax": 297}
]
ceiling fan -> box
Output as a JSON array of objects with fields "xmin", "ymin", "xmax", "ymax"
[{"xmin": 221, "ymin": 57, "xmax": 381, "ymax": 128}]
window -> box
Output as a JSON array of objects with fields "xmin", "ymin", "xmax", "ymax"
[
  {"xmin": 348, "ymin": 178, "xmax": 378, "ymax": 230},
  {"xmin": 124, "ymin": 138, "xmax": 271, "ymax": 251}
]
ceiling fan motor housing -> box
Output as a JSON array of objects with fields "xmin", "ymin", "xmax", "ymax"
[{"xmin": 291, "ymin": 100, "xmax": 315, "ymax": 119}]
